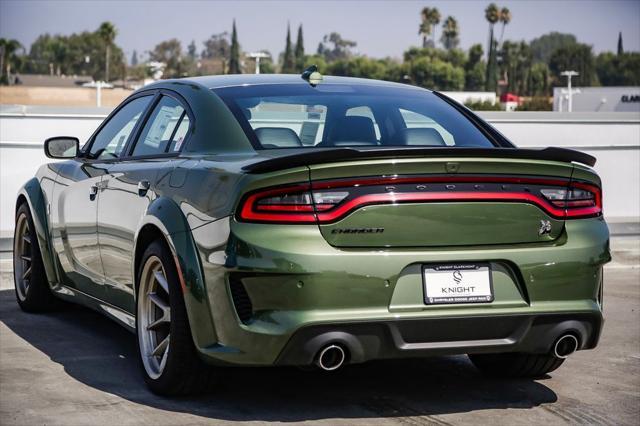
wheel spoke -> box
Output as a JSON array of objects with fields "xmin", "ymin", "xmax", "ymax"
[
  {"xmin": 20, "ymin": 254, "xmax": 31, "ymax": 262},
  {"xmin": 159, "ymin": 343, "xmax": 170, "ymax": 371},
  {"xmin": 153, "ymin": 270, "xmax": 169, "ymax": 294},
  {"xmin": 22, "ymin": 266, "xmax": 32, "ymax": 280},
  {"xmin": 22, "ymin": 233, "xmax": 31, "ymax": 245},
  {"xmin": 152, "ymin": 335, "xmax": 170, "ymax": 357},
  {"xmin": 149, "ymin": 293, "xmax": 169, "ymax": 312},
  {"xmin": 146, "ymin": 309, "xmax": 170, "ymax": 331}
]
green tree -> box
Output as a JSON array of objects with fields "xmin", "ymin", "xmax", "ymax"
[
  {"xmin": 317, "ymin": 32, "xmax": 356, "ymax": 62},
  {"xmin": 499, "ymin": 40, "xmax": 532, "ymax": 94},
  {"xmin": 282, "ymin": 24, "xmax": 296, "ymax": 73},
  {"xmin": 258, "ymin": 50, "xmax": 275, "ymax": 74},
  {"xmin": 549, "ymin": 43, "xmax": 598, "ymax": 87},
  {"xmin": 407, "ymin": 56, "xmax": 464, "ymax": 90},
  {"xmin": 484, "ymin": 3, "xmax": 500, "ymax": 92},
  {"xmin": 465, "ymin": 44, "xmax": 486, "ymax": 90},
  {"xmin": 294, "ymin": 24, "xmax": 305, "ymax": 69},
  {"xmin": 149, "ymin": 38, "xmax": 184, "ymax": 78},
  {"xmin": 302, "ymin": 54, "xmax": 329, "ymax": 74},
  {"xmin": 498, "ymin": 7, "xmax": 511, "ymax": 47},
  {"xmin": 617, "ymin": 32, "xmax": 624, "ymax": 55},
  {"xmin": 229, "ymin": 20, "xmax": 241, "ymax": 74},
  {"xmin": 25, "ymin": 28, "xmax": 124, "ymax": 80},
  {"xmin": 516, "ymin": 97, "xmax": 552, "ymax": 111},
  {"xmin": 187, "ymin": 40, "xmax": 197, "ymax": 60},
  {"xmin": 529, "ymin": 32, "xmax": 577, "ymax": 63},
  {"xmin": 528, "ymin": 62, "xmax": 550, "ymax": 96},
  {"xmin": 97, "ymin": 21, "xmax": 117, "ymax": 82},
  {"xmin": 328, "ymin": 56, "xmax": 391, "ymax": 80},
  {"xmin": 596, "ymin": 52, "xmax": 640, "ymax": 85},
  {"xmin": 0, "ymin": 38, "xmax": 24, "ymax": 82},
  {"xmin": 440, "ymin": 16, "xmax": 460, "ymax": 50},
  {"xmin": 419, "ymin": 7, "xmax": 441, "ymax": 48},
  {"xmin": 202, "ymin": 32, "xmax": 230, "ymax": 73}
]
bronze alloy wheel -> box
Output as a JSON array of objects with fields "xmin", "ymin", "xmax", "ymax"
[
  {"xmin": 13, "ymin": 212, "xmax": 32, "ymax": 302},
  {"xmin": 137, "ymin": 255, "xmax": 172, "ymax": 380}
]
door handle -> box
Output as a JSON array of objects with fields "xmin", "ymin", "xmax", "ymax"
[
  {"xmin": 137, "ymin": 180, "xmax": 150, "ymax": 196},
  {"xmin": 89, "ymin": 185, "xmax": 98, "ymax": 200}
]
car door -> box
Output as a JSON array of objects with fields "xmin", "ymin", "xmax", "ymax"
[
  {"xmin": 98, "ymin": 93, "xmax": 192, "ymax": 313},
  {"xmin": 51, "ymin": 95, "xmax": 154, "ymax": 299}
]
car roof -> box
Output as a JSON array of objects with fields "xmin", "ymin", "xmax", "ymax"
[{"xmin": 162, "ymin": 74, "xmax": 430, "ymax": 92}]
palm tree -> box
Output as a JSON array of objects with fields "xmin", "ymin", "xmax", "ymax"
[
  {"xmin": 97, "ymin": 22, "xmax": 117, "ymax": 82},
  {"xmin": 419, "ymin": 7, "xmax": 433, "ymax": 48},
  {"xmin": 498, "ymin": 7, "xmax": 512, "ymax": 47},
  {"xmin": 428, "ymin": 8, "xmax": 441, "ymax": 47},
  {"xmin": 484, "ymin": 3, "xmax": 500, "ymax": 91},
  {"xmin": 0, "ymin": 38, "xmax": 22, "ymax": 82},
  {"xmin": 440, "ymin": 16, "xmax": 460, "ymax": 50},
  {"xmin": 419, "ymin": 7, "xmax": 441, "ymax": 48}
]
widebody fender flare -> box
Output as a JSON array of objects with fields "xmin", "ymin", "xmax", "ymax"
[
  {"xmin": 16, "ymin": 178, "xmax": 58, "ymax": 285},
  {"xmin": 134, "ymin": 196, "xmax": 218, "ymax": 349}
]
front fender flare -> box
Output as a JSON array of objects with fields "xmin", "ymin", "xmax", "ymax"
[
  {"xmin": 17, "ymin": 178, "xmax": 57, "ymax": 285},
  {"xmin": 135, "ymin": 196, "xmax": 218, "ymax": 350}
]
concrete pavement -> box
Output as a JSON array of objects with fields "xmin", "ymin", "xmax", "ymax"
[{"xmin": 0, "ymin": 240, "xmax": 638, "ymax": 425}]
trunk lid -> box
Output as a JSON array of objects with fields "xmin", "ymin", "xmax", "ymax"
[{"xmin": 309, "ymin": 157, "xmax": 575, "ymax": 248}]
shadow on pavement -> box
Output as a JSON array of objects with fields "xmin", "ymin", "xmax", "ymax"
[{"xmin": 0, "ymin": 289, "xmax": 557, "ymax": 422}]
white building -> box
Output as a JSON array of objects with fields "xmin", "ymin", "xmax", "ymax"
[{"xmin": 553, "ymin": 86, "xmax": 640, "ymax": 112}]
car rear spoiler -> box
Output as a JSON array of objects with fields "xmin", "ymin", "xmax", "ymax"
[{"xmin": 242, "ymin": 147, "xmax": 596, "ymax": 173}]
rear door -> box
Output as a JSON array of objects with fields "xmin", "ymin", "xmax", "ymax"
[{"xmin": 98, "ymin": 93, "xmax": 192, "ymax": 312}]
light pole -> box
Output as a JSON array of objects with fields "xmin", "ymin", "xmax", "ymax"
[
  {"xmin": 248, "ymin": 52, "xmax": 269, "ymax": 74},
  {"xmin": 560, "ymin": 71, "xmax": 579, "ymax": 112}
]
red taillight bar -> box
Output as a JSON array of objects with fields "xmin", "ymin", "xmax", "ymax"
[{"xmin": 237, "ymin": 176, "xmax": 602, "ymax": 224}]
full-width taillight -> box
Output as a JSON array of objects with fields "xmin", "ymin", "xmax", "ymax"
[{"xmin": 238, "ymin": 176, "xmax": 602, "ymax": 224}]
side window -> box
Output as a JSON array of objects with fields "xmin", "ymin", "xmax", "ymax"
[
  {"xmin": 131, "ymin": 96, "xmax": 188, "ymax": 157},
  {"xmin": 89, "ymin": 96, "xmax": 152, "ymax": 159}
]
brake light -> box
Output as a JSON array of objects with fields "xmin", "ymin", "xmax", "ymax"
[
  {"xmin": 541, "ymin": 183, "xmax": 602, "ymax": 218},
  {"xmin": 238, "ymin": 185, "xmax": 351, "ymax": 223},
  {"xmin": 237, "ymin": 176, "xmax": 602, "ymax": 224}
]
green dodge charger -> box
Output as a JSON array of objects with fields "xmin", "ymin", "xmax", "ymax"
[{"xmin": 13, "ymin": 72, "xmax": 610, "ymax": 395}]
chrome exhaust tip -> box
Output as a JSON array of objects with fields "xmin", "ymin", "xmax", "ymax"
[
  {"xmin": 553, "ymin": 334, "xmax": 579, "ymax": 359},
  {"xmin": 316, "ymin": 344, "xmax": 346, "ymax": 371}
]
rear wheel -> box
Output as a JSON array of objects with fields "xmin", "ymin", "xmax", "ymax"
[
  {"xmin": 13, "ymin": 203, "xmax": 57, "ymax": 312},
  {"xmin": 136, "ymin": 239, "xmax": 215, "ymax": 395},
  {"xmin": 468, "ymin": 352, "xmax": 565, "ymax": 378}
]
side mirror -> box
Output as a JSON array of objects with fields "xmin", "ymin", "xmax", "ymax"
[{"xmin": 44, "ymin": 137, "xmax": 79, "ymax": 159}]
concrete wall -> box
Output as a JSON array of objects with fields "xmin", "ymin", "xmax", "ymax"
[{"xmin": 1, "ymin": 107, "xmax": 638, "ymax": 238}]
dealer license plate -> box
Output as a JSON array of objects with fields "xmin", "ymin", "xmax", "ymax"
[{"xmin": 423, "ymin": 264, "xmax": 493, "ymax": 305}]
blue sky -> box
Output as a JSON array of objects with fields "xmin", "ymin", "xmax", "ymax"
[{"xmin": 1, "ymin": 0, "xmax": 639, "ymax": 61}]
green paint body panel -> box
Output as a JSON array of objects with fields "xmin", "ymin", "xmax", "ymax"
[
  {"xmin": 320, "ymin": 202, "xmax": 564, "ymax": 247},
  {"xmin": 16, "ymin": 76, "xmax": 610, "ymax": 369}
]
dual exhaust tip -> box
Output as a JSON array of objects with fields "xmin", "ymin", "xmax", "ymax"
[
  {"xmin": 553, "ymin": 334, "xmax": 579, "ymax": 359},
  {"xmin": 315, "ymin": 344, "xmax": 347, "ymax": 371},
  {"xmin": 313, "ymin": 335, "xmax": 577, "ymax": 370}
]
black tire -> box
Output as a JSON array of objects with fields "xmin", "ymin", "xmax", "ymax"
[
  {"xmin": 468, "ymin": 352, "xmax": 565, "ymax": 378},
  {"xmin": 13, "ymin": 203, "xmax": 57, "ymax": 312},
  {"xmin": 135, "ymin": 239, "xmax": 215, "ymax": 395}
]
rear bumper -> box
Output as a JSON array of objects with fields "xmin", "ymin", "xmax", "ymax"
[
  {"xmin": 275, "ymin": 312, "xmax": 603, "ymax": 365},
  {"xmin": 191, "ymin": 217, "xmax": 609, "ymax": 366}
]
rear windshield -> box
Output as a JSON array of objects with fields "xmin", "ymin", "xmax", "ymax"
[{"xmin": 213, "ymin": 83, "xmax": 497, "ymax": 149}]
